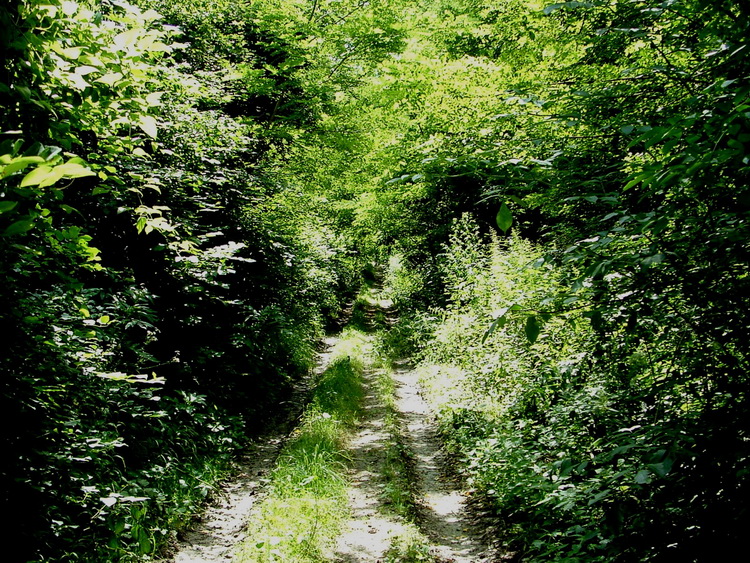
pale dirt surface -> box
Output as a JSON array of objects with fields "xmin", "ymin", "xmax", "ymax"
[
  {"xmin": 170, "ymin": 439, "xmax": 282, "ymax": 562},
  {"xmin": 328, "ymin": 366, "xmax": 404, "ymax": 562},
  {"xmin": 331, "ymin": 357, "xmax": 498, "ymax": 562}
]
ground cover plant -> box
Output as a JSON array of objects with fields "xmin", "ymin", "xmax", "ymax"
[
  {"xmin": 2, "ymin": 0, "xmax": 364, "ymax": 559},
  {"xmin": 399, "ymin": 211, "xmax": 750, "ymax": 561}
]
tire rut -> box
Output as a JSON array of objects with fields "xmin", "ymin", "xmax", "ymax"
[
  {"xmin": 332, "ymin": 309, "xmax": 497, "ymax": 561},
  {"xmin": 392, "ymin": 364, "xmax": 494, "ymax": 562},
  {"xmin": 330, "ymin": 366, "xmax": 404, "ymax": 562}
]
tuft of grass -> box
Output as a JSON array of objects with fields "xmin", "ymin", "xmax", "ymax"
[
  {"xmin": 234, "ymin": 331, "xmax": 368, "ymax": 562},
  {"xmin": 383, "ymin": 524, "xmax": 436, "ymax": 562}
]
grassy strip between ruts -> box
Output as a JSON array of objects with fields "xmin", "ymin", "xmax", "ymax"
[
  {"xmin": 233, "ymin": 328, "xmax": 368, "ymax": 562},
  {"xmin": 375, "ymin": 363, "xmax": 436, "ymax": 563}
]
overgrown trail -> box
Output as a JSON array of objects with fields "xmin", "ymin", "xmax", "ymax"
[
  {"xmin": 169, "ymin": 295, "xmax": 496, "ymax": 562},
  {"xmin": 332, "ymin": 294, "xmax": 495, "ymax": 562},
  {"xmin": 331, "ymin": 366, "xmax": 404, "ymax": 561},
  {"xmin": 333, "ymin": 356, "xmax": 495, "ymax": 562}
]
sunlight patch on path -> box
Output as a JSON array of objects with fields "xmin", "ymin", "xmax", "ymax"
[{"xmin": 172, "ymin": 441, "xmax": 279, "ymax": 562}]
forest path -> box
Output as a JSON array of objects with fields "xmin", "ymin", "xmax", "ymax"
[
  {"xmin": 331, "ymin": 291, "xmax": 495, "ymax": 562},
  {"xmin": 167, "ymin": 337, "xmax": 338, "ymax": 562},
  {"xmin": 168, "ymin": 291, "xmax": 496, "ymax": 562}
]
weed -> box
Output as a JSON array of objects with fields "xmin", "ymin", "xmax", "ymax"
[{"xmin": 383, "ymin": 525, "xmax": 436, "ymax": 562}]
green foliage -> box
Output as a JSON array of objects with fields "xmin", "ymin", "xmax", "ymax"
[
  {"xmin": 4, "ymin": 0, "xmax": 749, "ymax": 559},
  {"xmin": 410, "ymin": 205, "xmax": 750, "ymax": 559},
  {"xmin": 2, "ymin": 0, "xmax": 369, "ymax": 560},
  {"xmin": 383, "ymin": 525, "xmax": 435, "ymax": 563},
  {"xmin": 353, "ymin": 1, "xmax": 750, "ymax": 557}
]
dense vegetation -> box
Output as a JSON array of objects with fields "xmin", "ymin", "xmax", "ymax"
[{"xmin": 2, "ymin": 0, "xmax": 748, "ymax": 561}]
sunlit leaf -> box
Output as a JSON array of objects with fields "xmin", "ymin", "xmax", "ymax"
[
  {"xmin": 75, "ymin": 65, "xmax": 99, "ymax": 76},
  {"xmin": 138, "ymin": 115, "xmax": 158, "ymax": 139},
  {"xmin": 113, "ymin": 29, "xmax": 140, "ymax": 49},
  {"xmin": 96, "ymin": 72, "xmax": 123, "ymax": 86},
  {"xmin": 1, "ymin": 156, "xmax": 45, "ymax": 178},
  {"xmin": 145, "ymin": 92, "xmax": 163, "ymax": 106},
  {"xmin": 20, "ymin": 165, "xmax": 54, "ymax": 187},
  {"xmin": 496, "ymin": 202, "xmax": 513, "ymax": 233},
  {"xmin": 54, "ymin": 162, "xmax": 96, "ymax": 178}
]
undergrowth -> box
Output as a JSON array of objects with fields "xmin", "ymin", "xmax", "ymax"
[
  {"xmin": 382, "ymin": 525, "xmax": 435, "ymax": 563},
  {"xmin": 384, "ymin": 213, "xmax": 750, "ymax": 561}
]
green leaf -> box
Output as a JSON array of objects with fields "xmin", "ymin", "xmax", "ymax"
[
  {"xmin": 525, "ymin": 315, "xmax": 540, "ymax": 343},
  {"xmin": 482, "ymin": 315, "xmax": 507, "ymax": 344},
  {"xmin": 1, "ymin": 156, "xmax": 45, "ymax": 178},
  {"xmin": 20, "ymin": 165, "xmax": 54, "ymax": 187},
  {"xmin": 543, "ymin": 2, "xmax": 593, "ymax": 15},
  {"xmin": 482, "ymin": 304, "xmax": 523, "ymax": 344},
  {"xmin": 4, "ymin": 219, "xmax": 35, "ymax": 236},
  {"xmin": 642, "ymin": 253, "xmax": 665, "ymax": 267},
  {"xmin": 138, "ymin": 530, "xmax": 151, "ymax": 554},
  {"xmin": 138, "ymin": 115, "xmax": 158, "ymax": 139},
  {"xmin": 54, "ymin": 162, "xmax": 96, "ymax": 178},
  {"xmin": 648, "ymin": 458, "xmax": 673, "ymax": 477},
  {"xmin": 496, "ymin": 202, "xmax": 513, "ymax": 233},
  {"xmin": 0, "ymin": 201, "xmax": 18, "ymax": 213},
  {"xmin": 587, "ymin": 489, "xmax": 611, "ymax": 505}
]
